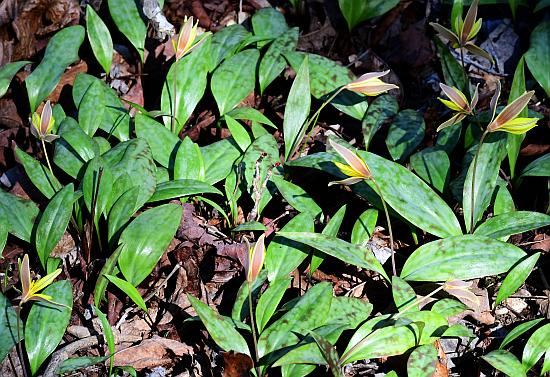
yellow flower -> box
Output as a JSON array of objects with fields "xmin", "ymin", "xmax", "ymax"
[
  {"xmin": 246, "ymin": 234, "xmax": 266, "ymax": 282},
  {"xmin": 430, "ymin": 0, "xmax": 492, "ymax": 63},
  {"xmin": 345, "ymin": 70, "xmax": 398, "ymax": 96},
  {"xmin": 18, "ymin": 254, "xmax": 62, "ymax": 305},
  {"xmin": 487, "ymin": 90, "xmax": 538, "ymax": 134},
  {"xmin": 328, "ymin": 139, "xmax": 371, "ymax": 186},
  {"xmin": 437, "ymin": 83, "xmax": 478, "ymax": 131},
  {"xmin": 172, "ymin": 16, "xmax": 208, "ymax": 60},
  {"xmin": 30, "ymin": 100, "xmax": 58, "ymax": 142}
]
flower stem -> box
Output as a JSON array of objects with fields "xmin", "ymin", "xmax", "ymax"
[
  {"xmin": 16, "ymin": 304, "xmax": 27, "ymax": 377},
  {"xmin": 41, "ymin": 139, "xmax": 54, "ymax": 177},
  {"xmin": 247, "ymin": 280, "xmax": 261, "ymax": 377},
  {"xmin": 371, "ymin": 178, "xmax": 396, "ymax": 276},
  {"xmin": 171, "ymin": 59, "xmax": 179, "ymax": 135},
  {"xmin": 459, "ymin": 47, "xmax": 468, "ymax": 86},
  {"xmin": 296, "ymin": 87, "xmax": 345, "ymax": 159},
  {"xmin": 469, "ymin": 129, "xmax": 488, "ymax": 233}
]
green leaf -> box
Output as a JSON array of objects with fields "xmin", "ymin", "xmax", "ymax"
[
  {"xmin": 442, "ymin": 324, "xmax": 476, "ymax": 338},
  {"xmin": 278, "ymin": 232, "xmax": 389, "ymax": 280},
  {"xmin": 407, "ymin": 344, "xmax": 438, "ymax": 377},
  {"xmin": 284, "ymin": 56, "xmax": 310, "ymax": 160},
  {"xmin": 474, "ymin": 211, "xmax": 550, "ymax": 240},
  {"xmin": 271, "ymin": 175, "xmax": 321, "ymax": 217},
  {"xmin": 351, "ymin": 208, "xmax": 378, "ymax": 245},
  {"xmin": 226, "ymin": 107, "xmax": 276, "ymax": 129},
  {"xmin": 92, "ymin": 305, "xmax": 114, "ymax": 374},
  {"xmin": 400, "ymin": 235, "xmax": 526, "ymax": 282},
  {"xmin": 211, "ymin": 49, "xmax": 260, "ymax": 115},
  {"xmin": 463, "ymin": 134, "xmax": 507, "ymax": 232},
  {"xmin": 105, "ymin": 274, "xmax": 147, "ymax": 312},
  {"xmin": 0, "ymin": 292, "xmax": 19, "ymax": 363},
  {"xmin": 525, "ymin": 21, "xmax": 550, "ymax": 98},
  {"xmin": 431, "ymin": 299, "xmax": 468, "ymax": 318},
  {"xmin": 0, "ymin": 217, "xmax": 7, "ymax": 253},
  {"xmin": 311, "ymin": 204, "xmax": 346, "ymax": 274},
  {"xmin": 25, "ymin": 280, "xmax": 73, "ymax": 375},
  {"xmin": 134, "ymin": 113, "xmax": 180, "ymax": 168},
  {"xmin": 0, "ymin": 190, "xmax": 39, "ymax": 242},
  {"xmin": 231, "ymin": 271, "xmax": 266, "ymax": 323},
  {"xmin": 208, "ymin": 24, "xmax": 250, "ymax": 71},
  {"xmin": 73, "ymin": 74, "xmax": 130, "ymax": 141},
  {"xmin": 340, "ymin": 316, "xmax": 417, "ymax": 365},
  {"xmin": 94, "ymin": 245, "xmax": 123, "ymax": 306},
  {"xmin": 258, "ymin": 282, "xmax": 332, "ymax": 359},
  {"xmin": 541, "ymin": 350, "xmax": 550, "ymax": 375},
  {"xmin": 256, "ymin": 278, "xmax": 291, "ymax": 333},
  {"xmin": 520, "ymin": 153, "xmax": 550, "ymax": 177},
  {"xmin": 82, "ymin": 157, "xmax": 114, "ymax": 227},
  {"xmin": 482, "ymin": 350, "xmax": 526, "ymax": 377},
  {"xmin": 35, "ymin": 184, "xmax": 75, "ymax": 268},
  {"xmin": 252, "ymin": 7, "xmax": 288, "ymax": 46},
  {"xmin": 338, "ymin": 0, "xmax": 400, "ymax": 30},
  {"xmin": 108, "ymin": 0, "xmax": 147, "ymax": 61},
  {"xmin": 522, "ymin": 323, "xmax": 550, "ymax": 371},
  {"xmin": 86, "ymin": 5, "xmax": 113, "ymax": 74},
  {"xmin": 500, "ymin": 318, "xmax": 544, "ymax": 349},
  {"xmin": 201, "ymin": 138, "xmax": 242, "ymax": 184},
  {"xmin": 0, "ymin": 60, "xmax": 30, "ymax": 98},
  {"xmin": 26, "ymin": 26, "xmax": 84, "ymax": 112},
  {"xmin": 15, "ymin": 146, "xmax": 60, "ymax": 199},
  {"xmin": 392, "ymin": 276, "xmax": 418, "ymax": 312},
  {"xmin": 495, "ymin": 253, "xmax": 540, "ymax": 306},
  {"xmin": 174, "ymin": 137, "xmax": 205, "ymax": 181},
  {"xmin": 535, "ymin": 0, "xmax": 550, "ymax": 12},
  {"xmin": 451, "ymin": 0, "xmax": 464, "ymax": 29},
  {"xmin": 311, "ymin": 333, "xmax": 342, "ymax": 376},
  {"xmin": 259, "ymin": 27, "xmax": 299, "ymax": 93},
  {"xmin": 78, "ymin": 79, "xmax": 105, "ymax": 136},
  {"xmin": 148, "ymin": 179, "xmax": 221, "ymax": 202},
  {"xmin": 436, "ymin": 122, "xmax": 462, "ymax": 154},
  {"xmin": 54, "ymin": 117, "xmax": 97, "ymax": 179},
  {"xmin": 224, "ymin": 115, "xmax": 252, "ymax": 151},
  {"xmin": 410, "ymin": 147, "xmax": 450, "ymax": 193},
  {"xmin": 362, "ymin": 95, "xmax": 399, "ymax": 150},
  {"xmin": 493, "ymin": 180, "xmax": 515, "ymax": 216},
  {"xmin": 232, "ymin": 221, "xmax": 267, "ymax": 232},
  {"xmin": 161, "ymin": 38, "xmax": 211, "ymax": 133},
  {"xmin": 507, "ymin": 57, "xmax": 526, "ymax": 179},
  {"xmin": 386, "ymin": 109, "xmax": 425, "ymax": 161},
  {"xmin": 187, "ymin": 295, "xmax": 250, "ymax": 355},
  {"xmin": 56, "ymin": 356, "xmax": 109, "ymax": 375},
  {"xmin": 288, "ymin": 147, "xmax": 462, "ymax": 238},
  {"xmin": 107, "ymin": 187, "xmax": 139, "ymax": 241},
  {"xmin": 118, "ymin": 204, "xmax": 182, "ymax": 286},
  {"xmin": 265, "ymin": 213, "xmax": 315, "ymax": 281}
]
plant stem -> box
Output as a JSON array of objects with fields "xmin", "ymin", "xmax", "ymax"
[
  {"xmin": 247, "ymin": 280, "xmax": 261, "ymax": 377},
  {"xmin": 296, "ymin": 87, "xmax": 345, "ymax": 159},
  {"xmin": 469, "ymin": 129, "xmax": 488, "ymax": 233},
  {"xmin": 394, "ymin": 284, "xmax": 445, "ymax": 318},
  {"xmin": 16, "ymin": 304, "xmax": 27, "ymax": 377},
  {"xmin": 459, "ymin": 46, "xmax": 468, "ymax": 86},
  {"xmin": 41, "ymin": 139, "xmax": 54, "ymax": 177},
  {"xmin": 171, "ymin": 59, "xmax": 179, "ymax": 135},
  {"xmin": 371, "ymin": 178, "xmax": 396, "ymax": 276}
]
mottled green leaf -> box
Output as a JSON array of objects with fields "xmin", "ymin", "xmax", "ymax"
[
  {"xmin": 351, "ymin": 208, "xmax": 378, "ymax": 245},
  {"xmin": 0, "ymin": 190, "xmax": 39, "ymax": 242},
  {"xmin": 259, "ymin": 27, "xmax": 299, "ymax": 93},
  {"xmin": 362, "ymin": 95, "xmax": 398, "ymax": 150},
  {"xmin": 265, "ymin": 213, "xmax": 314, "ymax": 281},
  {"xmin": 134, "ymin": 113, "xmax": 180, "ymax": 168},
  {"xmin": 474, "ymin": 211, "xmax": 550, "ymax": 240},
  {"xmin": 201, "ymin": 138, "xmax": 242, "ymax": 184},
  {"xmin": 435, "ymin": 38, "xmax": 467, "ymax": 91},
  {"xmin": 525, "ymin": 21, "xmax": 550, "ymax": 97},
  {"xmin": 148, "ymin": 179, "xmax": 221, "ymax": 202},
  {"xmin": 482, "ymin": 350, "xmax": 526, "ymax": 377},
  {"xmin": 520, "ymin": 153, "xmax": 550, "ymax": 177},
  {"xmin": 211, "ymin": 49, "xmax": 260, "ymax": 115},
  {"xmin": 174, "ymin": 137, "xmax": 205, "ymax": 181},
  {"xmin": 78, "ymin": 79, "xmax": 105, "ymax": 136},
  {"xmin": 208, "ymin": 24, "xmax": 250, "ymax": 71},
  {"xmin": 15, "ymin": 146, "xmax": 60, "ymax": 199},
  {"xmin": 338, "ymin": 0, "xmax": 400, "ymax": 30},
  {"xmin": 311, "ymin": 204, "xmax": 346, "ymax": 274},
  {"xmin": 0, "ymin": 292, "xmax": 19, "ymax": 363},
  {"xmin": 431, "ymin": 299, "xmax": 468, "ymax": 319},
  {"xmin": 56, "ymin": 356, "xmax": 109, "ymax": 375},
  {"xmin": 188, "ymin": 295, "xmax": 250, "ymax": 355},
  {"xmin": 522, "ymin": 323, "xmax": 550, "ymax": 371},
  {"xmin": 386, "ymin": 110, "xmax": 425, "ymax": 161},
  {"xmin": 252, "ymin": 7, "xmax": 288, "ymax": 47},
  {"xmin": 86, "ymin": 5, "xmax": 113, "ymax": 74},
  {"xmin": 410, "ymin": 147, "xmax": 450, "ymax": 193},
  {"xmin": 0, "ymin": 61, "xmax": 30, "ymax": 98},
  {"xmin": 108, "ymin": 0, "xmax": 147, "ymax": 61},
  {"xmin": 26, "ymin": 26, "xmax": 84, "ymax": 112},
  {"xmin": 284, "ymin": 56, "xmax": 310, "ymax": 159},
  {"xmin": 392, "ymin": 276, "xmax": 418, "ymax": 312},
  {"xmin": 407, "ymin": 344, "xmax": 438, "ymax": 377},
  {"xmin": 495, "ymin": 253, "xmax": 540, "ymax": 306},
  {"xmin": 401, "ymin": 235, "xmax": 526, "ymax": 282},
  {"xmin": 224, "ymin": 115, "xmax": 251, "ymax": 151},
  {"xmin": 226, "ymin": 107, "xmax": 276, "ymax": 129},
  {"xmin": 35, "ymin": 184, "xmax": 74, "ymax": 268},
  {"xmin": 507, "ymin": 57, "xmax": 526, "ymax": 179},
  {"xmin": 256, "ymin": 277, "xmax": 290, "ymax": 332},
  {"xmin": 271, "ymin": 175, "xmax": 321, "ymax": 217},
  {"xmin": 278, "ymin": 232, "xmax": 388, "ymax": 280},
  {"xmin": 25, "ymin": 280, "xmax": 73, "ymax": 375},
  {"xmin": 161, "ymin": 38, "xmax": 211, "ymax": 133},
  {"xmin": 500, "ymin": 318, "xmax": 544, "ymax": 350},
  {"xmin": 118, "ymin": 204, "xmax": 182, "ymax": 285}
]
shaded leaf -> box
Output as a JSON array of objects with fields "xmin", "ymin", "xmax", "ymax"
[
  {"xmin": 362, "ymin": 95, "xmax": 398, "ymax": 150},
  {"xmin": 338, "ymin": 0, "xmax": 400, "ymax": 30},
  {"xmin": 410, "ymin": 147, "xmax": 450, "ymax": 193},
  {"xmin": 86, "ymin": 5, "xmax": 113, "ymax": 74},
  {"xmin": 482, "ymin": 350, "xmax": 526, "ymax": 377},
  {"xmin": 15, "ymin": 146, "xmax": 60, "ymax": 199},
  {"xmin": 386, "ymin": 109, "xmax": 425, "ymax": 161},
  {"xmin": 495, "ymin": 253, "xmax": 540, "ymax": 306},
  {"xmin": 351, "ymin": 208, "xmax": 378, "ymax": 245},
  {"xmin": 0, "ymin": 292, "xmax": 19, "ymax": 363},
  {"xmin": 392, "ymin": 276, "xmax": 418, "ymax": 312},
  {"xmin": 311, "ymin": 204, "xmax": 346, "ymax": 274},
  {"xmin": 271, "ymin": 175, "xmax": 321, "ymax": 217},
  {"xmin": 522, "ymin": 323, "xmax": 550, "ymax": 371},
  {"xmin": 259, "ymin": 27, "xmax": 299, "ymax": 93},
  {"xmin": 474, "ymin": 211, "xmax": 550, "ymax": 240},
  {"xmin": 0, "ymin": 61, "xmax": 30, "ymax": 98},
  {"xmin": 525, "ymin": 21, "xmax": 550, "ymax": 98},
  {"xmin": 108, "ymin": 0, "xmax": 147, "ymax": 61},
  {"xmin": 0, "ymin": 190, "xmax": 39, "ymax": 242}
]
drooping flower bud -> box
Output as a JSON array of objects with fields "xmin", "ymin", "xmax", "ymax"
[
  {"xmin": 328, "ymin": 139, "xmax": 372, "ymax": 186},
  {"xmin": 30, "ymin": 100, "xmax": 58, "ymax": 142},
  {"xmin": 246, "ymin": 234, "xmax": 266, "ymax": 282},
  {"xmin": 344, "ymin": 71, "xmax": 398, "ymax": 96}
]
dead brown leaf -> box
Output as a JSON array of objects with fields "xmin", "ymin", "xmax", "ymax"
[
  {"xmin": 222, "ymin": 351, "xmax": 253, "ymax": 377},
  {"xmin": 113, "ymin": 336, "xmax": 192, "ymax": 370}
]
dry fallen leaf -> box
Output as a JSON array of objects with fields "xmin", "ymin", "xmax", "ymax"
[{"xmin": 114, "ymin": 336, "xmax": 192, "ymax": 370}]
